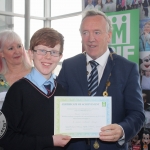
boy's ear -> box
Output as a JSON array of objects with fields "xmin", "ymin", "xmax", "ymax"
[
  {"xmin": 28, "ymin": 49, "xmax": 34, "ymax": 60},
  {"xmin": 58, "ymin": 54, "xmax": 63, "ymax": 62},
  {"xmin": 59, "ymin": 54, "xmax": 63, "ymax": 60}
]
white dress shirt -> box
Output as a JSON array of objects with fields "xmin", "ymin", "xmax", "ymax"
[{"xmin": 86, "ymin": 48, "xmax": 109, "ymax": 84}]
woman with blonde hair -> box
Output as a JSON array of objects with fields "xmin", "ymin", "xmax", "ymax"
[{"xmin": 0, "ymin": 30, "xmax": 32, "ymax": 109}]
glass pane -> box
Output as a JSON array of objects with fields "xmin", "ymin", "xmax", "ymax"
[
  {"xmin": 0, "ymin": 15, "xmax": 25, "ymax": 47},
  {"xmin": 13, "ymin": 0, "xmax": 25, "ymax": 14},
  {"xmin": 30, "ymin": 19, "xmax": 44, "ymax": 38},
  {"xmin": 0, "ymin": 0, "xmax": 5, "ymax": 11},
  {"xmin": 0, "ymin": 15, "xmax": 14, "ymax": 31},
  {"xmin": 0, "ymin": 0, "xmax": 12, "ymax": 12},
  {"xmin": 14, "ymin": 17, "xmax": 25, "ymax": 46},
  {"xmin": 51, "ymin": 0, "xmax": 82, "ymax": 17},
  {"xmin": 31, "ymin": 0, "xmax": 44, "ymax": 17},
  {"xmin": 51, "ymin": 15, "xmax": 82, "ymax": 62}
]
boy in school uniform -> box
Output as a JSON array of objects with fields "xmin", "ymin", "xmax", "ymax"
[{"xmin": 0, "ymin": 28, "xmax": 71, "ymax": 150}]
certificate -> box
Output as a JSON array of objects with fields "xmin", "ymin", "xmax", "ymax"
[{"xmin": 54, "ymin": 96, "xmax": 112, "ymax": 138}]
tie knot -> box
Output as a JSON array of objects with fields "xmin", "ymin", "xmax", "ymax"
[
  {"xmin": 89, "ymin": 60, "xmax": 99, "ymax": 68},
  {"xmin": 44, "ymin": 84, "xmax": 51, "ymax": 95},
  {"xmin": 44, "ymin": 84, "xmax": 51, "ymax": 90}
]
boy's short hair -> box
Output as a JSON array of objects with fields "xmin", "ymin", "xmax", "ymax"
[{"xmin": 30, "ymin": 28, "xmax": 64, "ymax": 54}]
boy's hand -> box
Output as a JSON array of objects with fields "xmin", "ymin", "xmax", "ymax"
[{"xmin": 53, "ymin": 134, "xmax": 71, "ymax": 147}]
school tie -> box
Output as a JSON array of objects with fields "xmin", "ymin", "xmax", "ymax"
[
  {"xmin": 88, "ymin": 60, "xmax": 99, "ymax": 96},
  {"xmin": 44, "ymin": 84, "xmax": 51, "ymax": 96}
]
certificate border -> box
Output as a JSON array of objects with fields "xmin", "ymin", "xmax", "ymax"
[{"xmin": 54, "ymin": 96, "xmax": 112, "ymax": 138}]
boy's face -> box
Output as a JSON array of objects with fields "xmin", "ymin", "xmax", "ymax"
[{"xmin": 30, "ymin": 44, "xmax": 62, "ymax": 79}]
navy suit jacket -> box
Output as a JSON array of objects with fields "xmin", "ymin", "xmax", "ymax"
[{"xmin": 57, "ymin": 48, "xmax": 145, "ymax": 150}]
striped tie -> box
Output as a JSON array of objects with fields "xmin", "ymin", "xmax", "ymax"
[{"xmin": 88, "ymin": 60, "xmax": 99, "ymax": 96}]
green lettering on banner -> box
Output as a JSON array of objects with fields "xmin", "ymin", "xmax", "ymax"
[
  {"xmin": 106, "ymin": 9, "xmax": 139, "ymax": 64},
  {"xmin": 112, "ymin": 16, "xmax": 127, "ymax": 44}
]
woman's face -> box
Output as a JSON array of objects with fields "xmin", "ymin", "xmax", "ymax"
[
  {"xmin": 0, "ymin": 41, "xmax": 24, "ymax": 66},
  {"xmin": 144, "ymin": 24, "xmax": 150, "ymax": 33}
]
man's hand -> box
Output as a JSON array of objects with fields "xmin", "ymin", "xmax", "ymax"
[
  {"xmin": 99, "ymin": 124, "xmax": 123, "ymax": 142},
  {"xmin": 53, "ymin": 134, "xmax": 71, "ymax": 147}
]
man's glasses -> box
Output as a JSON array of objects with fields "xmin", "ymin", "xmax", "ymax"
[{"xmin": 33, "ymin": 49, "xmax": 62, "ymax": 57}]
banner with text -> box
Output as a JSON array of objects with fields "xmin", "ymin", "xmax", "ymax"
[{"xmin": 107, "ymin": 9, "xmax": 139, "ymax": 64}]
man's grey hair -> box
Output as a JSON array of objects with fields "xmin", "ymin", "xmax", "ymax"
[{"xmin": 80, "ymin": 10, "xmax": 113, "ymax": 32}]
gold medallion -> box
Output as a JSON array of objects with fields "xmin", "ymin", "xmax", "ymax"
[
  {"xmin": 93, "ymin": 140, "xmax": 99, "ymax": 149},
  {"xmin": 103, "ymin": 91, "xmax": 108, "ymax": 96}
]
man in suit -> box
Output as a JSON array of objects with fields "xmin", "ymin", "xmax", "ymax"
[{"xmin": 57, "ymin": 10, "xmax": 145, "ymax": 150}]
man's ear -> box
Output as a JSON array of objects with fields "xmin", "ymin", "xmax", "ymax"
[{"xmin": 107, "ymin": 31, "xmax": 112, "ymax": 43}]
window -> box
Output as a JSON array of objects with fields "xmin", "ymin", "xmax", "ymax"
[
  {"xmin": 30, "ymin": 0, "xmax": 44, "ymax": 17},
  {"xmin": 0, "ymin": 0, "xmax": 5, "ymax": 11},
  {"xmin": 30, "ymin": 19, "xmax": 44, "ymax": 38},
  {"xmin": 14, "ymin": 0, "xmax": 25, "ymax": 14},
  {"xmin": 51, "ymin": 0, "xmax": 82, "ymax": 17},
  {"xmin": 14, "ymin": 17, "xmax": 25, "ymax": 45},
  {"xmin": 0, "ymin": 15, "xmax": 10, "ymax": 31},
  {"xmin": 0, "ymin": 0, "xmax": 83, "ymax": 75},
  {"xmin": 51, "ymin": 15, "xmax": 82, "ymax": 61}
]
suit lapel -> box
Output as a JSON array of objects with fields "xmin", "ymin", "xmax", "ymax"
[
  {"xmin": 77, "ymin": 54, "xmax": 89, "ymax": 96},
  {"xmin": 96, "ymin": 52, "xmax": 116, "ymax": 96}
]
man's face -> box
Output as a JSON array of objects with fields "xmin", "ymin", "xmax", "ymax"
[{"xmin": 80, "ymin": 15, "xmax": 112, "ymax": 60}]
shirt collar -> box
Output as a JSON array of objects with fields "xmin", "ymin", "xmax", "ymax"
[
  {"xmin": 86, "ymin": 48, "xmax": 110, "ymax": 67},
  {"xmin": 31, "ymin": 68, "xmax": 56, "ymax": 87}
]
